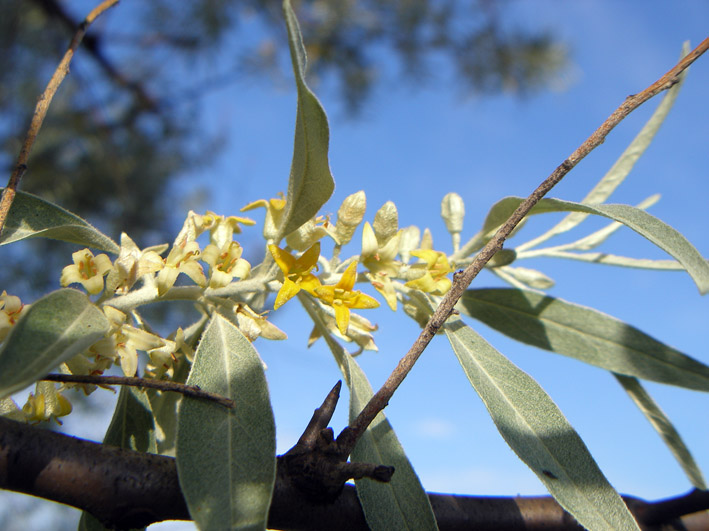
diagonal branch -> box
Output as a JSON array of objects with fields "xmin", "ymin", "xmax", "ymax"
[
  {"xmin": 336, "ymin": 36, "xmax": 709, "ymax": 455},
  {"xmin": 0, "ymin": 0, "xmax": 120, "ymax": 233},
  {"xmin": 31, "ymin": 0, "xmax": 159, "ymax": 111},
  {"xmin": 0, "ymin": 416, "xmax": 707, "ymax": 530}
]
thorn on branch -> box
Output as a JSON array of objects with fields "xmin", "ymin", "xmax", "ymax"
[{"xmin": 277, "ymin": 381, "xmax": 395, "ymax": 503}]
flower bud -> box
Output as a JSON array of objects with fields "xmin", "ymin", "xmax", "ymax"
[
  {"xmin": 441, "ymin": 192, "xmax": 465, "ymax": 251},
  {"xmin": 335, "ymin": 191, "xmax": 367, "ymax": 245},
  {"xmin": 373, "ymin": 201, "xmax": 398, "ymax": 243}
]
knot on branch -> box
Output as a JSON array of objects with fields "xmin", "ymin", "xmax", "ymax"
[{"xmin": 277, "ymin": 381, "xmax": 394, "ymax": 504}]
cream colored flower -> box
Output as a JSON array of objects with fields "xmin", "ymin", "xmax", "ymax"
[
  {"xmin": 60, "ymin": 249, "xmax": 113, "ymax": 295},
  {"xmin": 235, "ymin": 304, "xmax": 287, "ymax": 342},
  {"xmin": 201, "ymin": 211, "xmax": 256, "ymax": 248},
  {"xmin": 156, "ymin": 240, "xmax": 206, "ymax": 296},
  {"xmin": 110, "ymin": 233, "xmax": 165, "ymax": 292},
  {"xmin": 91, "ymin": 306, "xmax": 169, "ymax": 376},
  {"xmin": 285, "ymin": 216, "xmax": 339, "ymax": 251},
  {"xmin": 241, "ymin": 194, "xmax": 286, "ymax": 240},
  {"xmin": 202, "ymin": 241, "xmax": 251, "ymax": 289}
]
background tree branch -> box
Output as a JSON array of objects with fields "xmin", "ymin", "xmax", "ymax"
[{"xmin": 1, "ymin": 417, "xmax": 707, "ymax": 530}]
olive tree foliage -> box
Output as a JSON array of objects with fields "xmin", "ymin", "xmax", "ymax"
[
  {"xmin": 1, "ymin": 1, "xmax": 708, "ymax": 530},
  {"xmin": 0, "ymin": 0, "xmax": 565, "ymax": 297}
]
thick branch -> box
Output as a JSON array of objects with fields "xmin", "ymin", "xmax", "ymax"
[
  {"xmin": 1, "ymin": 417, "xmax": 707, "ymax": 530},
  {"xmin": 337, "ymin": 36, "xmax": 709, "ymax": 454}
]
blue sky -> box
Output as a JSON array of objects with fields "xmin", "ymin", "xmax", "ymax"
[{"xmin": 3, "ymin": 2, "xmax": 709, "ymax": 529}]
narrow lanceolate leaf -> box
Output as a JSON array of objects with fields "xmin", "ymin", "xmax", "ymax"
[
  {"xmin": 300, "ymin": 295, "xmax": 438, "ymax": 531},
  {"xmin": 614, "ymin": 374, "xmax": 707, "ymax": 489},
  {"xmin": 176, "ymin": 315, "xmax": 275, "ymax": 531},
  {"xmin": 0, "ymin": 289, "xmax": 108, "ymax": 399},
  {"xmin": 0, "ymin": 190, "xmax": 119, "ymax": 253},
  {"xmin": 444, "ymin": 317, "xmax": 639, "ymax": 530},
  {"xmin": 516, "ymin": 45, "xmax": 688, "ymax": 251},
  {"xmin": 459, "ymin": 288, "xmax": 709, "ymax": 392},
  {"xmin": 541, "ymin": 250, "xmax": 684, "ymax": 270},
  {"xmin": 278, "ymin": 0, "xmax": 335, "ymax": 239},
  {"xmin": 79, "ymin": 386, "xmax": 157, "ymax": 531},
  {"xmin": 481, "ymin": 197, "xmax": 709, "ymax": 293}
]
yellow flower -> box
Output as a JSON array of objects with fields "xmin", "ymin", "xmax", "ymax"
[
  {"xmin": 202, "ymin": 241, "xmax": 251, "ymax": 288},
  {"xmin": 0, "ymin": 291, "xmax": 26, "ymax": 342},
  {"xmin": 242, "ymin": 194, "xmax": 287, "ymax": 240},
  {"xmin": 405, "ymin": 249, "xmax": 454, "ymax": 295},
  {"xmin": 268, "ymin": 242, "xmax": 322, "ymax": 309},
  {"xmin": 60, "ymin": 249, "xmax": 113, "ymax": 295},
  {"xmin": 156, "ymin": 240, "xmax": 206, "ymax": 296},
  {"xmin": 315, "ymin": 261, "xmax": 380, "ymax": 335}
]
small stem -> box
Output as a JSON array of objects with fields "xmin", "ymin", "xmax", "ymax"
[
  {"xmin": 0, "ymin": 0, "xmax": 120, "ymax": 232},
  {"xmin": 338, "ymin": 36, "xmax": 709, "ymax": 454},
  {"xmin": 42, "ymin": 373, "xmax": 235, "ymax": 409}
]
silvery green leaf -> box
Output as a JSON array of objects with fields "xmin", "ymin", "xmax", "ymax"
[
  {"xmin": 614, "ymin": 374, "xmax": 706, "ymax": 489},
  {"xmin": 494, "ymin": 265, "xmax": 555, "ymax": 290},
  {"xmin": 278, "ymin": 0, "xmax": 335, "ymax": 239},
  {"xmin": 444, "ymin": 317, "xmax": 640, "ymax": 530},
  {"xmin": 555, "ymin": 194, "xmax": 660, "ymax": 253},
  {"xmin": 540, "ymin": 250, "xmax": 684, "ymax": 270},
  {"xmin": 459, "ymin": 288, "xmax": 709, "ymax": 391},
  {"xmin": 516, "ymin": 44, "xmax": 688, "ymax": 251},
  {"xmin": 479, "ymin": 197, "xmax": 709, "ymax": 293},
  {"xmin": 177, "ymin": 315, "xmax": 275, "ymax": 530},
  {"xmin": 0, "ymin": 190, "xmax": 119, "ymax": 253},
  {"xmin": 0, "ymin": 289, "xmax": 108, "ymax": 399}
]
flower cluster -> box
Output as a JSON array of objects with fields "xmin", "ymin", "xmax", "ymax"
[{"xmin": 3, "ymin": 189, "xmax": 462, "ymax": 424}]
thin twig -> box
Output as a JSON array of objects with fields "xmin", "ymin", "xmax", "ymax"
[
  {"xmin": 0, "ymin": 0, "xmax": 120, "ymax": 233},
  {"xmin": 337, "ymin": 36, "xmax": 709, "ymax": 454},
  {"xmin": 42, "ymin": 373, "xmax": 235, "ymax": 409}
]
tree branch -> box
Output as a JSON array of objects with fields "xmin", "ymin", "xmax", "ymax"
[
  {"xmin": 41, "ymin": 373, "xmax": 235, "ymax": 409},
  {"xmin": 336, "ymin": 36, "xmax": 709, "ymax": 455},
  {"xmin": 31, "ymin": 0, "xmax": 159, "ymax": 111},
  {"xmin": 1, "ymin": 417, "xmax": 707, "ymax": 530},
  {"xmin": 0, "ymin": 0, "xmax": 120, "ymax": 233}
]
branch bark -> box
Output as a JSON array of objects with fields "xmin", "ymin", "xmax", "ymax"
[{"xmin": 1, "ymin": 417, "xmax": 707, "ymax": 530}]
